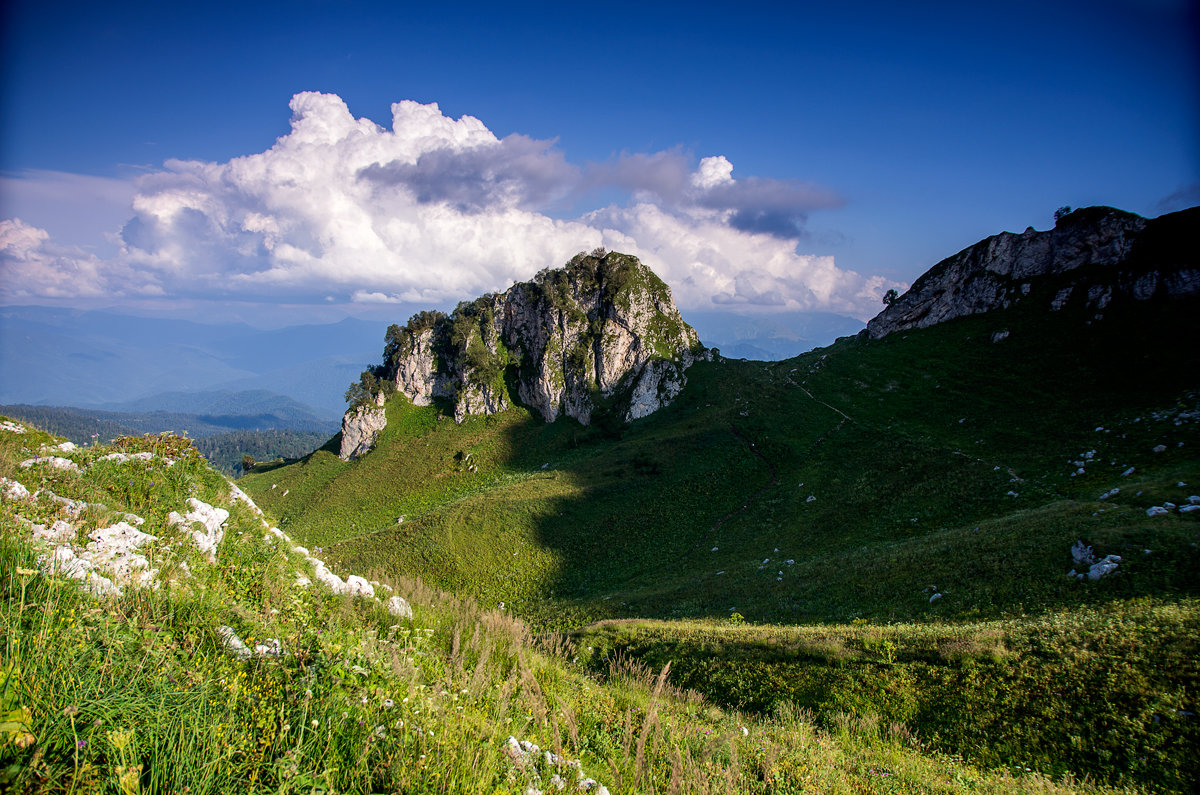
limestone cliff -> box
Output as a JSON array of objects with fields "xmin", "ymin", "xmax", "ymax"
[
  {"xmin": 866, "ymin": 206, "xmax": 1200, "ymax": 339},
  {"xmin": 339, "ymin": 251, "xmax": 707, "ymax": 459},
  {"xmin": 338, "ymin": 394, "xmax": 387, "ymax": 461}
]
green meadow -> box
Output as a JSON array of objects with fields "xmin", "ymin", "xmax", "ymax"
[{"xmin": 2, "ymin": 281, "xmax": 1197, "ymax": 791}]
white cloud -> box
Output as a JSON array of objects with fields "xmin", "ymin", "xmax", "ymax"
[
  {"xmin": 0, "ymin": 92, "xmax": 900, "ymax": 320},
  {"xmin": 0, "ymin": 218, "xmax": 130, "ymax": 299},
  {"xmin": 587, "ymin": 203, "xmax": 885, "ymax": 318}
]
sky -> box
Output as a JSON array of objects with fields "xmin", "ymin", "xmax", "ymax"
[{"xmin": 1, "ymin": 0, "xmax": 1196, "ymax": 331}]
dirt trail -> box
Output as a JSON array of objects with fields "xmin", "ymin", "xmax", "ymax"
[{"xmin": 704, "ymin": 427, "xmax": 778, "ymax": 540}]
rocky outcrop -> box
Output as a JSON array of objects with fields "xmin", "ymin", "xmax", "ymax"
[
  {"xmin": 343, "ymin": 251, "xmax": 706, "ymax": 459},
  {"xmin": 866, "ymin": 206, "xmax": 1200, "ymax": 339},
  {"xmin": 338, "ymin": 394, "xmax": 387, "ymax": 460}
]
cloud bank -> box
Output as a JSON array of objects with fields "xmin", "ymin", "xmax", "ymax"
[{"xmin": 0, "ymin": 92, "xmax": 898, "ymax": 319}]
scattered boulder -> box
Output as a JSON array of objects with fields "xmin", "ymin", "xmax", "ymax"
[
  {"xmin": 339, "ymin": 403, "xmax": 388, "ymax": 461},
  {"xmin": 1071, "ymin": 540, "xmax": 1097, "ymax": 567},
  {"xmin": 217, "ymin": 626, "xmax": 253, "ymax": 660},
  {"xmin": 1, "ymin": 477, "xmax": 31, "ymax": 501},
  {"xmin": 168, "ymin": 498, "xmax": 229, "ymax": 562},
  {"xmin": 387, "ymin": 595, "xmax": 413, "ymax": 619},
  {"xmin": 345, "ymin": 575, "xmax": 375, "ymax": 599},
  {"xmin": 1087, "ymin": 555, "xmax": 1122, "ymax": 581},
  {"xmin": 98, "ymin": 451, "xmax": 155, "ymax": 464},
  {"xmin": 19, "ymin": 456, "xmax": 79, "ymax": 472},
  {"xmin": 31, "ymin": 519, "xmax": 76, "ymax": 544}
]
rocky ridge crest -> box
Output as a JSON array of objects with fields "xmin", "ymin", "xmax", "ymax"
[
  {"xmin": 340, "ymin": 250, "xmax": 707, "ymax": 460},
  {"xmin": 866, "ymin": 206, "xmax": 1200, "ymax": 339}
]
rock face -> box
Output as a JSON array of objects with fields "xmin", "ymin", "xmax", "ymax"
[
  {"xmin": 866, "ymin": 206, "xmax": 1200, "ymax": 339},
  {"xmin": 339, "ymin": 251, "xmax": 707, "ymax": 459},
  {"xmin": 339, "ymin": 397, "xmax": 388, "ymax": 461}
]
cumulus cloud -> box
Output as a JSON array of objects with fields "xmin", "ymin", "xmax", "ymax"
[
  {"xmin": 586, "ymin": 202, "xmax": 890, "ymax": 317},
  {"xmin": 361, "ymin": 133, "xmax": 577, "ymax": 212},
  {"xmin": 0, "ymin": 91, "xmax": 899, "ymax": 320},
  {"xmin": 0, "ymin": 217, "xmax": 147, "ymax": 300},
  {"xmin": 584, "ymin": 152, "xmax": 841, "ymax": 239}
]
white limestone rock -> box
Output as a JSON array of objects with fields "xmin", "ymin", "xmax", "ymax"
[
  {"xmin": 218, "ymin": 625, "xmax": 252, "ymax": 660},
  {"xmin": 19, "ymin": 456, "xmax": 79, "ymax": 472},
  {"xmin": 387, "ymin": 595, "xmax": 413, "ymax": 619},
  {"xmin": 339, "ymin": 403, "xmax": 388, "ymax": 461},
  {"xmin": 32, "ymin": 519, "xmax": 76, "ymax": 544},
  {"xmin": 168, "ymin": 498, "xmax": 229, "ymax": 562},
  {"xmin": 1, "ymin": 477, "xmax": 31, "ymax": 501},
  {"xmin": 228, "ymin": 483, "xmax": 264, "ymax": 515},
  {"xmin": 865, "ymin": 207, "xmax": 1198, "ymax": 339},
  {"xmin": 384, "ymin": 252, "xmax": 705, "ymax": 428},
  {"xmin": 1087, "ymin": 555, "xmax": 1122, "ymax": 581},
  {"xmin": 345, "ymin": 575, "xmax": 375, "ymax": 598},
  {"xmin": 97, "ymin": 452, "xmax": 155, "ymax": 464}
]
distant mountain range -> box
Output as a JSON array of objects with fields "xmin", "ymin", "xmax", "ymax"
[
  {"xmin": 0, "ymin": 308, "xmax": 389, "ymax": 418},
  {"xmin": 687, "ymin": 310, "xmax": 866, "ymax": 359},
  {"xmin": 0, "ymin": 302, "xmax": 866, "ymax": 421},
  {"xmin": 0, "ymin": 390, "xmax": 337, "ymax": 440}
]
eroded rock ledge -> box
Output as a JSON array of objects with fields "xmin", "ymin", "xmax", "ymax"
[
  {"xmin": 866, "ymin": 206, "xmax": 1200, "ymax": 339},
  {"xmin": 339, "ymin": 250, "xmax": 709, "ymax": 460}
]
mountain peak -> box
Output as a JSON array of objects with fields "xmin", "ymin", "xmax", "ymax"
[
  {"xmin": 340, "ymin": 250, "xmax": 708, "ymax": 459},
  {"xmin": 866, "ymin": 205, "xmax": 1199, "ymax": 339}
]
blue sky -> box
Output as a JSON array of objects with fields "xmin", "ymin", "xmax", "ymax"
[{"xmin": 1, "ymin": 0, "xmax": 1196, "ymax": 328}]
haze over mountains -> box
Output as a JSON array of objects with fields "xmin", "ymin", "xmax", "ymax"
[{"xmin": 0, "ymin": 304, "xmax": 864, "ymax": 418}]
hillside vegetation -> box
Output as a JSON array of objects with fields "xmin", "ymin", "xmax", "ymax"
[
  {"xmin": 0, "ymin": 420, "xmax": 1120, "ymax": 794},
  {"xmin": 240, "ymin": 286, "xmax": 1200, "ymax": 791},
  {"xmin": 0, "ymin": 404, "xmax": 333, "ymax": 476}
]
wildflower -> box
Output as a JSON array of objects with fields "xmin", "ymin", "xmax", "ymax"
[
  {"xmin": 62, "ymin": 705, "xmax": 79, "ymax": 717},
  {"xmin": 311, "ymin": 720, "xmax": 319, "ymax": 728},
  {"xmin": 383, "ymin": 699, "xmax": 395, "ymax": 709},
  {"xmin": 77, "ymin": 739, "xmax": 87, "ymax": 749}
]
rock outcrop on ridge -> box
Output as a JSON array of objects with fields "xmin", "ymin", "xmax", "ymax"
[
  {"xmin": 339, "ymin": 250, "xmax": 708, "ymax": 460},
  {"xmin": 866, "ymin": 205, "xmax": 1200, "ymax": 339}
]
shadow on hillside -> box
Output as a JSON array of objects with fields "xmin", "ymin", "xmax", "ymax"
[{"xmin": 322, "ymin": 291, "xmax": 1200, "ymax": 631}]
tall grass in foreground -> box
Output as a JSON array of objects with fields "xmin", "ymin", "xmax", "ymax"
[
  {"xmin": 0, "ymin": 520, "xmax": 1121, "ymax": 792},
  {"xmin": 576, "ymin": 602, "xmax": 1200, "ymax": 792},
  {"xmin": 0, "ymin": 421, "xmax": 1154, "ymax": 793},
  {"xmin": 0, "ymin": 536, "xmax": 1143, "ymax": 794}
]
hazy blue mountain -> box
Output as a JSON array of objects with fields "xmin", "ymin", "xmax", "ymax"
[
  {"xmin": 99, "ymin": 389, "xmax": 330, "ymax": 423},
  {"xmin": 0, "ymin": 306, "xmax": 386, "ymax": 415},
  {"xmin": 687, "ymin": 310, "xmax": 866, "ymax": 360}
]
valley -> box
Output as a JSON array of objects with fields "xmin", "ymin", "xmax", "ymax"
[{"xmin": 3, "ymin": 207, "xmax": 1198, "ymax": 792}]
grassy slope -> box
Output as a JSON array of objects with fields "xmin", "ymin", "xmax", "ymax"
[
  {"xmin": 2, "ymin": 420, "xmax": 1109, "ymax": 795},
  {"xmin": 238, "ymin": 289, "xmax": 1200, "ymax": 791},
  {"xmin": 243, "ymin": 292, "xmax": 1200, "ymax": 627}
]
